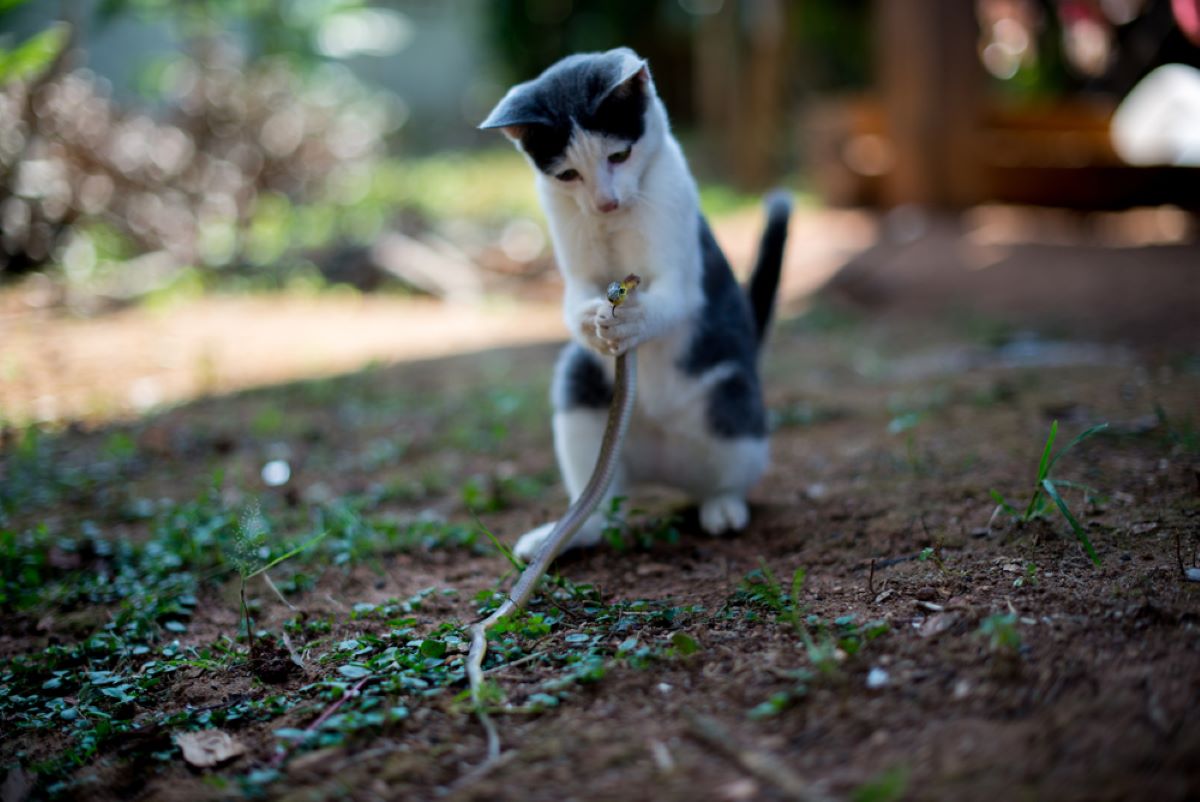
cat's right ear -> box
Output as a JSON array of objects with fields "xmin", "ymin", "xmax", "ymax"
[{"xmin": 479, "ymin": 85, "xmax": 543, "ymax": 142}]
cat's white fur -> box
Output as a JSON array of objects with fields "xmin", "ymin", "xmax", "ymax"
[{"xmin": 507, "ymin": 66, "xmax": 768, "ymax": 560}]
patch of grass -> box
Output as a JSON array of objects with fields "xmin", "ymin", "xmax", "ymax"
[
  {"xmin": 990, "ymin": 420, "xmax": 1108, "ymax": 565},
  {"xmin": 785, "ymin": 298, "xmax": 863, "ymax": 335},
  {"xmin": 600, "ymin": 498, "xmax": 683, "ymax": 553},
  {"xmin": 734, "ymin": 562, "xmax": 889, "ymax": 716},
  {"xmin": 1154, "ymin": 403, "xmax": 1200, "ymax": 453},
  {"xmin": 461, "ymin": 470, "xmax": 548, "ymax": 514},
  {"xmin": 769, "ymin": 401, "xmax": 847, "ymax": 430},
  {"xmin": 374, "ymin": 149, "xmax": 543, "ymax": 222}
]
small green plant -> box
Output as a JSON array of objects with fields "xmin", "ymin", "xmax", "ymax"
[
  {"xmin": 737, "ymin": 563, "xmax": 888, "ymax": 717},
  {"xmin": 918, "ymin": 543, "xmax": 949, "ymax": 574},
  {"xmin": 852, "ymin": 765, "xmax": 910, "ymax": 802},
  {"xmin": 739, "ymin": 558, "xmax": 808, "ymax": 627},
  {"xmin": 990, "ymin": 420, "xmax": 1108, "ymax": 565},
  {"xmin": 978, "ymin": 613, "xmax": 1021, "ymax": 655},
  {"xmin": 888, "ymin": 411, "xmax": 925, "ymax": 473},
  {"xmin": 232, "ymin": 503, "xmax": 327, "ymax": 657},
  {"xmin": 1013, "ymin": 562, "xmax": 1038, "ymax": 589}
]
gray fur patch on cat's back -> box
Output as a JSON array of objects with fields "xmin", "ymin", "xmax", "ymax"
[
  {"xmin": 552, "ymin": 343, "xmax": 613, "ymax": 411},
  {"xmin": 683, "ymin": 217, "xmax": 767, "ymax": 438},
  {"xmin": 479, "ymin": 48, "xmax": 648, "ymax": 172}
]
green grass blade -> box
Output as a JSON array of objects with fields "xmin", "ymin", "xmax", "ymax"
[
  {"xmin": 246, "ymin": 530, "xmax": 328, "ymax": 579},
  {"xmin": 1044, "ymin": 422, "xmax": 1109, "ymax": 477},
  {"xmin": 1042, "ymin": 479, "xmax": 1101, "ymax": 566},
  {"xmin": 788, "ymin": 566, "xmax": 807, "ymax": 628},
  {"xmin": 790, "ymin": 567, "xmax": 807, "ymax": 607},
  {"xmin": 1023, "ymin": 421, "xmax": 1058, "ymax": 520},
  {"xmin": 989, "ymin": 489, "xmax": 1017, "ymax": 516},
  {"xmin": 470, "ymin": 510, "xmax": 525, "ymax": 572},
  {"xmin": 758, "ymin": 558, "xmax": 782, "ymax": 599}
]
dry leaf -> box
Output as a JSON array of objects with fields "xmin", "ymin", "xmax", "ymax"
[
  {"xmin": 175, "ymin": 730, "xmax": 246, "ymax": 768},
  {"xmin": 919, "ymin": 612, "xmax": 959, "ymax": 639}
]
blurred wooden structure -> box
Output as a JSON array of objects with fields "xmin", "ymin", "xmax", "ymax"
[
  {"xmin": 808, "ymin": 0, "xmax": 1200, "ymax": 210},
  {"xmin": 693, "ymin": 0, "xmax": 788, "ymax": 189}
]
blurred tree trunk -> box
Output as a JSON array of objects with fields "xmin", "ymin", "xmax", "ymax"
[
  {"xmin": 874, "ymin": 0, "xmax": 983, "ymax": 207},
  {"xmin": 694, "ymin": 0, "xmax": 789, "ymax": 190}
]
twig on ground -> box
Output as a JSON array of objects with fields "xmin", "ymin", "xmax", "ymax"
[
  {"xmin": 271, "ymin": 674, "xmax": 373, "ymax": 768},
  {"xmin": 868, "ymin": 558, "xmax": 876, "ymax": 597},
  {"xmin": 280, "ymin": 629, "xmax": 305, "ymax": 669},
  {"xmin": 1176, "ymin": 529, "xmax": 1187, "ymax": 578},
  {"xmin": 483, "ymin": 650, "xmax": 546, "ymax": 675},
  {"xmin": 685, "ymin": 711, "xmax": 837, "ymax": 802},
  {"xmin": 261, "ymin": 571, "xmax": 297, "ymax": 612}
]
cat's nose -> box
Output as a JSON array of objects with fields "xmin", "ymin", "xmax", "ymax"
[{"xmin": 598, "ymin": 199, "xmax": 620, "ymax": 213}]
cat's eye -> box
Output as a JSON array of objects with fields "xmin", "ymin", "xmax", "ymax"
[
  {"xmin": 556, "ymin": 169, "xmax": 580, "ymax": 182},
  {"xmin": 608, "ymin": 147, "xmax": 632, "ymax": 164}
]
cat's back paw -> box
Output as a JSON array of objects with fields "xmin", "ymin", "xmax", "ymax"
[{"xmin": 699, "ymin": 495, "xmax": 749, "ymax": 536}]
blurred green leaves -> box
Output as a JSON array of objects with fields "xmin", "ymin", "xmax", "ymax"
[{"xmin": 0, "ymin": 22, "xmax": 69, "ymax": 85}]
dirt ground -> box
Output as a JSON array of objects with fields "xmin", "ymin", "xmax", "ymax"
[{"xmin": 1, "ymin": 208, "xmax": 1198, "ymax": 802}]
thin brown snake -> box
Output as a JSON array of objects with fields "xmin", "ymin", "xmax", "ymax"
[{"xmin": 466, "ymin": 274, "xmax": 641, "ymax": 760}]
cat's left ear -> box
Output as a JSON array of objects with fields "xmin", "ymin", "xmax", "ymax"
[{"xmin": 479, "ymin": 83, "xmax": 544, "ymax": 142}]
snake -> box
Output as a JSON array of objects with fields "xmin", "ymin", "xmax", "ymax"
[{"xmin": 466, "ymin": 273, "xmax": 641, "ymax": 760}]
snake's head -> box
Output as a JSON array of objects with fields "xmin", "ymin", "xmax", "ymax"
[{"xmin": 606, "ymin": 273, "xmax": 642, "ymax": 309}]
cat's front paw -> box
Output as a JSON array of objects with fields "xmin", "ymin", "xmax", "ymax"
[
  {"xmin": 596, "ymin": 298, "xmax": 648, "ymax": 356},
  {"xmin": 513, "ymin": 519, "xmax": 603, "ymax": 560},
  {"xmin": 513, "ymin": 522, "xmax": 557, "ymax": 561},
  {"xmin": 572, "ymin": 298, "xmax": 613, "ymax": 355}
]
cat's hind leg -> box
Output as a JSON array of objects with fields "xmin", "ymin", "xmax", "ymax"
[
  {"xmin": 513, "ymin": 408, "xmax": 626, "ymax": 560},
  {"xmin": 693, "ymin": 434, "xmax": 767, "ymax": 536}
]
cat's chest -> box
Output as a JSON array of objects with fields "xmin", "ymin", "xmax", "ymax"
[{"xmin": 572, "ymin": 221, "xmax": 652, "ymax": 282}]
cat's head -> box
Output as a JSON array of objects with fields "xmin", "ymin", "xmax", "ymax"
[{"xmin": 480, "ymin": 48, "xmax": 661, "ymax": 216}]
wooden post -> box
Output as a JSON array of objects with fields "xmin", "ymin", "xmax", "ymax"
[
  {"xmin": 694, "ymin": 0, "xmax": 788, "ymax": 190},
  {"xmin": 875, "ymin": 0, "xmax": 984, "ymax": 207}
]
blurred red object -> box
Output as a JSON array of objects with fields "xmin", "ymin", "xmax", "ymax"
[{"xmin": 1175, "ymin": 0, "xmax": 1200, "ymax": 45}]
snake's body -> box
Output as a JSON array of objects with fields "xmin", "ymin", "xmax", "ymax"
[{"xmin": 466, "ymin": 275, "xmax": 641, "ymax": 759}]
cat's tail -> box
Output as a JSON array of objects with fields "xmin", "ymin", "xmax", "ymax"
[{"xmin": 747, "ymin": 190, "xmax": 792, "ymax": 345}]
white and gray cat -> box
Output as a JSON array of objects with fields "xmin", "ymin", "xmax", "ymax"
[{"xmin": 481, "ymin": 47, "xmax": 791, "ymax": 560}]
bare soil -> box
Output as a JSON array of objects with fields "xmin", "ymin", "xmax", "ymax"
[{"xmin": 2, "ymin": 209, "xmax": 1198, "ymax": 802}]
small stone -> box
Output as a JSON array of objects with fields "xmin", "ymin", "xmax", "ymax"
[
  {"xmin": 866, "ymin": 667, "xmax": 889, "ymax": 689},
  {"xmin": 718, "ymin": 778, "xmax": 760, "ymax": 801},
  {"xmin": 261, "ymin": 459, "xmax": 291, "ymax": 487},
  {"xmin": 915, "ymin": 586, "xmax": 938, "ymax": 601}
]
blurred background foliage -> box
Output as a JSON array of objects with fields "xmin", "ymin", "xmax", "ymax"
[{"xmin": 1, "ymin": 0, "xmax": 1197, "ymax": 311}]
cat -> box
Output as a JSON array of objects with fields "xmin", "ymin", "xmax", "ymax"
[{"xmin": 480, "ymin": 47, "xmax": 791, "ymax": 560}]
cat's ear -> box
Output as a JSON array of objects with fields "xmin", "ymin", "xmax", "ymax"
[
  {"xmin": 479, "ymin": 84, "xmax": 544, "ymax": 142},
  {"xmin": 604, "ymin": 48, "xmax": 651, "ymax": 99}
]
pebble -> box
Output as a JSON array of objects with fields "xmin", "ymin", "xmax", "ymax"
[{"xmin": 866, "ymin": 667, "xmax": 889, "ymax": 689}]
